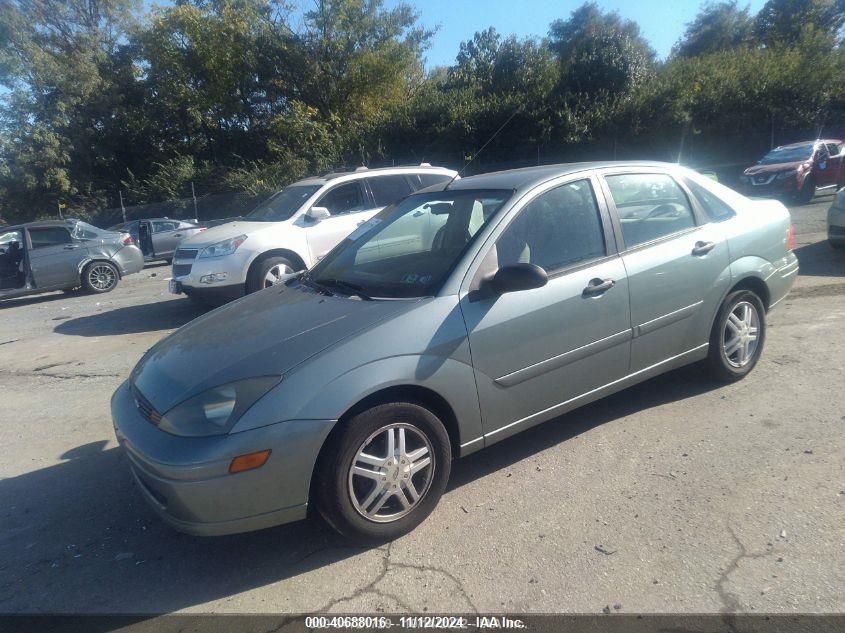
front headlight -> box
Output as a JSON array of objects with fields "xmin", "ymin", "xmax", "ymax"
[
  {"xmin": 158, "ymin": 376, "xmax": 281, "ymax": 436},
  {"xmin": 776, "ymin": 169, "xmax": 798, "ymax": 180},
  {"xmin": 198, "ymin": 234, "xmax": 247, "ymax": 258}
]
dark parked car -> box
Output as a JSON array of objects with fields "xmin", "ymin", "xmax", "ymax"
[
  {"xmin": 0, "ymin": 219, "xmax": 144, "ymax": 300},
  {"xmin": 739, "ymin": 139, "xmax": 844, "ymax": 203},
  {"xmin": 108, "ymin": 218, "xmax": 205, "ymax": 264}
]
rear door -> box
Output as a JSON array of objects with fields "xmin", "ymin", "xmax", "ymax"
[
  {"xmin": 599, "ymin": 169, "xmax": 731, "ymax": 372},
  {"xmin": 26, "ymin": 226, "xmax": 89, "ymax": 288},
  {"xmin": 460, "ymin": 176, "xmax": 631, "ymax": 442},
  {"xmin": 306, "ymin": 180, "xmax": 375, "ymax": 262},
  {"xmin": 814, "ymin": 144, "xmax": 835, "ymax": 187}
]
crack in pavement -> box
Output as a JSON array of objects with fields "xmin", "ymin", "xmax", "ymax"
[
  {"xmin": 715, "ymin": 524, "xmax": 779, "ymax": 615},
  {"xmin": 303, "ymin": 542, "xmax": 478, "ymax": 614},
  {"xmin": 0, "ymin": 369, "xmax": 119, "ymax": 380}
]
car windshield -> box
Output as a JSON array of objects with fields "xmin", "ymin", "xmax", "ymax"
[
  {"xmin": 308, "ymin": 189, "xmax": 512, "ymax": 299},
  {"xmin": 245, "ymin": 185, "xmax": 322, "ymax": 222},
  {"xmin": 759, "ymin": 144, "xmax": 814, "ymax": 164}
]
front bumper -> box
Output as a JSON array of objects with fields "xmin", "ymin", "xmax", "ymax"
[
  {"xmin": 737, "ymin": 174, "xmax": 801, "ymax": 197},
  {"xmin": 828, "ymin": 203, "xmax": 845, "ymax": 245},
  {"xmin": 170, "ymin": 248, "xmax": 252, "ymax": 296},
  {"xmin": 111, "ymin": 380, "xmax": 335, "ymax": 536}
]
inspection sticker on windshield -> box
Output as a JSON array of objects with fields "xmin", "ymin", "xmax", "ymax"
[{"xmin": 348, "ymin": 217, "xmax": 382, "ymax": 240}]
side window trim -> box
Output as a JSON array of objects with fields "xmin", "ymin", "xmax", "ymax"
[
  {"xmin": 597, "ymin": 169, "xmax": 706, "ymax": 252},
  {"xmin": 316, "ymin": 180, "xmax": 368, "ymax": 216},
  {"xmin": 466, "ymin": 173, "xmax": 616, "ymax": 292}
]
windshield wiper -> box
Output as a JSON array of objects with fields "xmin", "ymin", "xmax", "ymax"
[
  {"xmin": 298, "ymin": 271, "xmax": 335, "ymax": 296},
  {"xmin": 315, "ymin": 278, "xmax": 373, "ymax": 301}
]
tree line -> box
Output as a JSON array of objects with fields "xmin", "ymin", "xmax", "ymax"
[{"xmin": 1, "ymin": 0, "xmax": 844, "ymax": 223}]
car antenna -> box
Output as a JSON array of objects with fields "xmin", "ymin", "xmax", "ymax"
[{"xmin": 445, "ymin": 107, "xmax": 522, "ymax": 189}]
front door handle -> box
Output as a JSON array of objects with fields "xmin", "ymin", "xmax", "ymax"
[
  {"xmin": 173, "ymin": 233, "xmax": 182, "ymax": 238},
  {"xmin": 63, "ymin": 244, "xmax": 80, "ymax": 250},
  {"xmin": 692, "ymin": 240, "xmax": 716, "ymax": 256},
  {"xmin": 583, "ymin": 278, "xmax": 615, "ymax": 297}
]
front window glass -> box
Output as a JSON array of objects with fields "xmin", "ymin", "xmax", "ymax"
[
  {"xmin": 245, "ymin": 185, "xmax": 321, "ymax": 221},
  {"xmin": 495, "ymin": 180, "xmax": 606, "ymax": 272},
  {"xmin": 309, "ymin": 189, "xmax": 511, "ymax": 298},
  {"xmin": 0, "ymin": 229, "xmax": 22, "ymax": 244},
  {"xmin": 317, "ymin": 182, "xmax": 366, "ymax": 215},
  {"xmin": 759, "ymin": 144, "xmax": 814, "ymax": 164},
  {"xmin": 605, "ymin": 173, "xmax": 696, "ymax": 248}
]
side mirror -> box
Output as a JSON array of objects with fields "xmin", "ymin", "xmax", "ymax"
[
  {"xmin": 491, "ymin": 263, "xmax": 548, "ymax": 295},
  {"xmin": 305, "ymin": 206, "xmax": 330, "ymax": 222}
]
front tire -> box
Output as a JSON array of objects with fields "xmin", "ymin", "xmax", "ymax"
[
  {"xmin": 796, "ymin": 176, "xmax": 816, "ymax": 204},
  {"xmin": 315, "ymin": 402, "xmax": 451, "ymax": 542},
  {"xmin": 704, "ymin": 290, "xmax": 766, "ymax": 382},
  {"xmin": 81, "ymin": 261, "xmax": 119, "ymax": 294},
  {"xmin": 246, "ymin": 256, "xmax": 298, "ymax": 294}
]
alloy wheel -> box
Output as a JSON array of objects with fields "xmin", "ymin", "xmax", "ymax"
[
  {"xmin": 264, "ymin": 263, "xmax": 293, "ymax": 287},
  {"xmin": 88, "ymin": 264, "xmax": 116, "ymax": 291},
  {"xmin": 348, "ymin": 423, "xmax": 435, "ymax": 523},
  {"xmin": 723, "ymin": 301, "xmax": 760, "ymax": 367}
]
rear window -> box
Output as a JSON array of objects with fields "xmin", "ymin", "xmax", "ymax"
[
  {"xmin": 367, "ymin": 175, "xmax": 413, "ymax": 207},
  {"xmin": 418, "ymin": 173, "xmax": 453, "ymax": 188},
  {"xmin": 684, "ymin": 179, "xmax": 736, "ymax": 221}
]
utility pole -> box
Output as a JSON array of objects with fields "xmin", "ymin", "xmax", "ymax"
[
  {"xmin": 191, "ymin": 181, "xmax": 199, "ymax": 223},
  {"xmin": 119, "ymin": 189, "xmax": 127, "ymax": 223},
  {"xmin": 57, "ymin": 202, "xmax": 64, "ymax": 220}
]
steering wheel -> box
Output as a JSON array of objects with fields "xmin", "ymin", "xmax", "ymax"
[{"xmin": 645, "ymin": 204, "xmax": 679, "ymax": 219}]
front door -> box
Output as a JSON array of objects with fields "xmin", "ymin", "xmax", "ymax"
[
  {"xmin": 27, "ymin": 226, "xmax": 89, "ymax": 288},
  {"xmin": 600, "ymin": 171, "xmax": 732, "ymax": 371},
  {"xmin": 150, "ymin": 220, "xmax": 183, "ymax": 259},
  {"xmin": 460, "ymin": 177, "xmax": 632, "ymax": 443},
  {"xmin": 306, "ymin": 181, "xmax": 377, "ymax": 263}
]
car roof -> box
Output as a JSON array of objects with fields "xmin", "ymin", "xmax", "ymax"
[
  {"xmin": 442, "ymin": 161, "xmax": 674, "ymax": 195},
  {"xmin": 293, "ymin": 164, "xmax": 456, "ymax": 187},
  {"xmin": 1, "ymin": 219, "xmax": 79, "ymax": 231},
  {"xmin": 775, "ymin": 139, "xmax": 842, "ymax": 149}
]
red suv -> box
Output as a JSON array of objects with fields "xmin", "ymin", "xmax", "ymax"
[{"xmin": 739, "ymin": 139, "xmax": 844, "ymax": 203}]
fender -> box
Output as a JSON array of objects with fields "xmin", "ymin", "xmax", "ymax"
[{"xmin": 234, "ymin": 354, "xmax": 485, "ymax": 455}]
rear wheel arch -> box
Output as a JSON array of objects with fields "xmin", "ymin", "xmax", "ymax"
[
  {"xmin": 728, "ymin": 275, "xmax": 770, "ymax": 311},
  {"xmin": 76, "ymin": 257, "xmax": 123, "ymax": 281}
]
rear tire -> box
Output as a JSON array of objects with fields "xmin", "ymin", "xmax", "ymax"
[
  {"xmin": 315, "ymin": 402, "xmax": 451, "ymax": 542},
  {"xmin": 246, "ymin": 255, "xmax": 298, "ymax": 294},
  {"xmin": 703, "ymin": 290, "xmax": 766, "ymax": 382},
  {"xmin": 81, "ymin": 261, "xmax": 119, "ymax": 294}
]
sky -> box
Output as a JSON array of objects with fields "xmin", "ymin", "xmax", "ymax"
[{"xmin": 385, "ymin": 0, "xmax": 769, "ymax": 67}]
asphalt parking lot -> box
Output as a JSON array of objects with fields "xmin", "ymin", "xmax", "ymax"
[{"xmin": 0, "ymin": 192, "xmax": 843, "ymax": 615}]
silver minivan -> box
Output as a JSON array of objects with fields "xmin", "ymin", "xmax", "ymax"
[{"xmin": 112, "ymin": 162, "xmax": 798, "ymax": 541}]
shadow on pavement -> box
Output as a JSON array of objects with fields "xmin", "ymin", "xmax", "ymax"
[
  {"xmin": 793, "ymin": 239, "xmax": 845, "ymax": 278},
  {"xmin": 0, "ymin": 365, "xmax": 720, "ymax": 614},
  {"xmin": 54, "ymin": 299, "xmax": 206, "ymax": 336}
]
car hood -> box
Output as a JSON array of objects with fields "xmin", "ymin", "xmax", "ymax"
[
  {"xmin": 131, "ymin": 283, "xmax": 415, "ymax": 413},
  {"xmin": 180, "ymin": 220, "xmax": 280, "ymax": 247},
  {"xmin": 744, "ymin": 161, "xmax": 806, "ymax": 175}
]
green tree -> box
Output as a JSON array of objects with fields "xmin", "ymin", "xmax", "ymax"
[
  {"xmin": 673, "ymin": 1, "xmax": 755, "ymax": 57},
  {"xmin": 755, "ymin": 0, "xmax": 845, "ymax": 45},
  {"xmin": 548, "ymin": 2, "xmax": 655, "ymax": 97}
]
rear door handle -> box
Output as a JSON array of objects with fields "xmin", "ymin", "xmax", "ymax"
[
  {"xmin": 583, "ymin": 278, "xmax": 615, "ymax": 297},
  {"xmin": 173, "ymin": 233, "xmax": 182, "ymax": 238},
  {"xmin": 63, "ymin": 244, "xmax": 80, "ymax": 250},
  {"xmin": 692, "ymin": 240, "xmax": 716, "ymax": 256}
]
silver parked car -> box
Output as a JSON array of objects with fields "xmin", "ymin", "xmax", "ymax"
[
  {"xmin": 108, "ymin": 218, "xmax": 205, "ymax": 264},
  {"xmin": 0, "ymin": 219, "xmax": 144, "ymax": 300},
  {"xmin": 112, "ymin": 162, "xmax": 798, "ymax": 541}
]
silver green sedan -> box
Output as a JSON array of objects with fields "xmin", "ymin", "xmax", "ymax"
[{"xmin": 112, "ymin": 162, "xmax": 798, "ymax": 541}]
